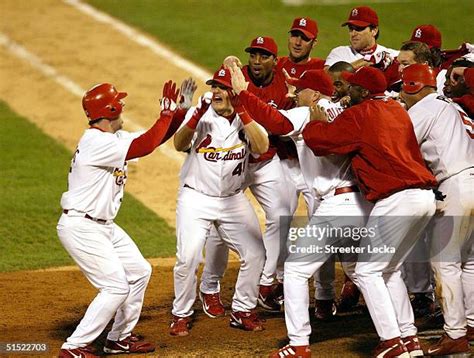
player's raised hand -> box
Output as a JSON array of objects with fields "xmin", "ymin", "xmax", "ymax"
[
  {"xmin": 179, "ymin": 77, "xmax": 197, "ymax": 110},
  {"xmin": 309, "ymin": 104, "xmax": 329, "ymax": 122},
  {"xmin": 186, "ymin": 92, "xmax": 212, "ymax": 130},
  {"xmin": 223, "ymin": 55, "xmax": 242, "ymax": 69},
  {"xmin": 229, "ymin": 63, "xmax": 249, "ymax": 94},
  {"xmin": 160, "ymin": 80, "xmax": 180, "ymax": 112},
  {"xmin": 282, "ymin": 68, "xmax": 297, "ymax": 99}
]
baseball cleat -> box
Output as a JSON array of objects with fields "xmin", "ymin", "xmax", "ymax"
[
  {"xmin": 337, "ymin": 276, "xmax": 361, "ymax": 312},
  {"xmin": 401, "ymin": 335, "xmax": 423, "ymax": 357},
  {"xmin": 424, "ymin": 333, "xmax": 470, "ymax": 356},
  {"xmin": 169, "ymin": 315, "xmax": 192, "ymax": 336},
  {"xmin": 199, "ymin": 291, "xmax": 225, "ymax": 318},
  {"xmin": 372, "ymin": 337, "xmax": 410, "ymax": 358},
  {"xmin": 58, "ymin": 345, "xmax": 99, "ymax": 358},
  {"xmin": 314, "ymin": 299, "xmax": 337, "ymax": 321},
  {"xmin": 258, "ymin": 284, "xmax": 282, "ymax": 312},
  {"xmin": 103, "ymin": 335, "xmax": 155, "ymax": 354},
  {"xmin": 230, "ymin": 310, "xmax": 265, "ymax": 331},
  {"xmin": 268, "ymin": 344, "xmax": 311, "ymax": 358},
  {"xmin": 410, "ymin": 292, "xmax": 436, "ymax": 318}
]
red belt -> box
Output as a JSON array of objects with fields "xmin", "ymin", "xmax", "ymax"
[
  {"xmin": 63, "ymin": 209, "xmax": 109, "ymax": 225},
  {"xmin": 334, "ymin": 185, "xmax": 360, "ymax": 196}
]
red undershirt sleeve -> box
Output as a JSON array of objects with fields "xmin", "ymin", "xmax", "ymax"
[
  {"xmin": 125, "ymin": 108, "xmax": 186, "ymax": 160},
  {"xmin": 239, "ymin": 90, "xmax": 294, "ymax": 134},
  {"xmin": 302, "ymin": 111, "xmax": 362, "ymax": 156}
]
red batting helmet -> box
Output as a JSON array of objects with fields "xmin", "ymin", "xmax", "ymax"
[
  {"xmin": 82, "ymin": 83, "xmax": 127, "ymax": 121},
  {"xmin": 401, "ymin": 63, "xmax": 437, "ymax": 94}
]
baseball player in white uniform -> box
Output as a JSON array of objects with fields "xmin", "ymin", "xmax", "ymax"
[
  {"xmin": 229, "ymin": 65, "xmax": 372, "ymax": 358},
  {"xmin": 325, "ymin": 6, "xmax": 398, "ymax": 71},
  {"xmin": 169, "ymin": 67, "xmax": 269, "ymax": 336},
  {"xmin": 400, "ymin": 63, "xmax": 474, "ymax": 356},
  {"xmin": 58, "ymin": 80, "xmax": 186, "ymax": 357}
]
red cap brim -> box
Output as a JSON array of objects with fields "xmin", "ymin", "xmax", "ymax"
[
  {"xmin": 244, "ymin": 46, "xmax": 277, "ymax": 57},
  {"xmin": 289, "ymin": 28, "xmax": 315, "ymax": 40},
  {"xmin": 205, "ymin": 79, "xmax": 231, "ymax": 89},
  {"xmin": 341, "ymin": 20, "xmax": 372, "ymax": 27},
  {"xmin": 341, "ymin": 71, "xmax": 354, "ymax": 83}
]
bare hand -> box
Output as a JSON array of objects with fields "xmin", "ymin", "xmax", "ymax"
[
  {"xmin": 229, "ymin": 62, "xmax": 249, "ymax": 94},
  {"xmin": 223, "ymin": 55, "xmax": 242, "ymax": 69},
  {"xmin": 179, "ymin": 77, "xmax": 197, "ymax": 110},
  {"xmin": 309, "ymin": 104, "xmax": 329, "ymax": 122},
  {"xmin": 340, "ymin": 96, "xmax": 351, "ymax": 108},
  {"xmin": 282, "ymin": 68, "xmax": 297, "ymax": 99}
]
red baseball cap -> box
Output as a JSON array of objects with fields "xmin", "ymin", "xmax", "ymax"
[
  {"xmin": 342, "ymin": 6, "xmax": 379, "ymax": 27},
  {"xmin": 289, "ymin": 17, "xmax": 318, "ymax": 39},
  {"xmin": 342, "ymin": 66, "xmax": 387, "ymax": 94},
  {"xmin": 287, "ymin": 69, "xmax": 334, "ymax": 97},
  {"xmin": 245, "ymin": 36, "xmax": 278, "ymax": 57},
  {"xmin": 206, "ymin": 66, "xmax": 232, "ymax": 88},
  {"xmin": 405, "ymin": 25, "xmax": 442, "ymax": 49}
]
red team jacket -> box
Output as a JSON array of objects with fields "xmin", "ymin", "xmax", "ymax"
[
  {"xmin": 302, "ymin": 98, "xmax": 437, "ymax": 202},
  {"xmin": 276, "ymin": 56, "xmax": 325, "ymax": 78},
  {"xmin": 242, "ymin": 65, "xmax": 295, "ymax": 162}
]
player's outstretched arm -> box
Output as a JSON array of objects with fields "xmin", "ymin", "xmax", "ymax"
[
  {"xmin": 125, "ymin": 80, "xmax": 182, "ymax": 160},
  {"xmin": 174, "ymin": 95, "xmax": 211, "ymax": 152}
]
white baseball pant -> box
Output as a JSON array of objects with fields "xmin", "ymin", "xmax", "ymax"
[
  {"xmin": 200, "ymin": 156, "xmax": 292, "ymax": 291},
  {"xmin": 284, "ymin": 192, "xmax": 370, "ymax": 346},
  {"xmin": 355, "ymin": 188, "xmax": 436, "ymax": 341},
  {"xmin": 430, "ymin": 168, "xmax": 474, "ymax": 339},
  {"xmin": 57, "ymin": 215, "xmax": 151, "ymax": 349},
  {"xmin": 172, "ymin": 187, "xmax": 265, "ymax": 316}
]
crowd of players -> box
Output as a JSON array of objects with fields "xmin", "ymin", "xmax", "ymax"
[
  {"xmin": 167, "ymin": 5, "xmax": 473, "ymax": 358},
  {"xmin": 57, "ymin": 5, "xmax": 473, "ymax": 358}
]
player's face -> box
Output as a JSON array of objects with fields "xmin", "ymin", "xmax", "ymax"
[
  {"xmin": 295, "ymin": 88, "xmax": 317, "ymax": 107},
  {"xmin": 397, "ymin": 50, "xmax": 417, "ymax": 73},
  {"xmin": 248, "ymin": 50, "xmax": 277, "ymax": 85},
  {"xmin": 399, "ymin": 89, "xmax": 417, "ymax": 110},
  {"xmin": 288, "ymin": 30, "xmax": 315, "ymax": 63},
  {"xmin": 211, "ymin": 85, "xmax": 233, "ymax": 116},
  {"xmin": 348, "ymin": 84, "xmax": 366, "ymax": 106},
  {"xmin": 443, "ymin": 67, "xmax": 468, "ymax": 98},
  {"xmin": 348, "ymin": 25, "xmax": 377, "ymax": 52},
  {"xmin": 329, "ymin": 71, "xmax": 350, "ymax": 100}
]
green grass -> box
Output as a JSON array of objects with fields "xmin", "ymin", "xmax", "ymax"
[
  {"xmin": 0, "ymin": 101, "xmax": 176, "ymax": 272},
  {"xmin": 87, "ymin": 0, "xmax": 474, "ymax": 72}
]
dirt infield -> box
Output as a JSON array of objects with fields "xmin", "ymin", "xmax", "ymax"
[{"xmin": 0, "ymin": 262, "xmax": 380, "ymax": 357}]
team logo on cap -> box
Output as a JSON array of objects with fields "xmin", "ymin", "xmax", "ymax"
[
  {"xmin": 351, "ymin": 8, "xmax": 358, "ymax": 16},
  {"xmin": 415, "ymin": 28, "xmax": 422, "ymax": 38},
  {"xmin": 299, "ymin": 18, "xmax": 307, "ymax": 27},
  {"xmin": 256, "ymin": 37, "xmax": 264, "ymax": 44},
  {"xmin": 218, "ymin": 69, "xmax": 226, "ymax": 77}
]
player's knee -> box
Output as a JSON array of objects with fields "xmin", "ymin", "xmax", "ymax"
[{"xmin": 139, "ymin": 260, "xmax": 152, "ymax": 280}]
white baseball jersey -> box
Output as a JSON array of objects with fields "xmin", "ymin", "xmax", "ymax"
[
  {"xmin": 407, "ymin": 93, "xmax": 474, "ymax": 182},
  {"xmin": 60, "ymin": 128, "xmax": 133, "ymax": 220},
  {"xmin": 325, "ymin": 44, "xmax": 399, "ymax": 67},
  {"xmin": 179, "ymin": 106, "xmax": 251, "ymax": 197},
  {"xmin": 279, "ymin": 99, "xmax": 355, "ymax": 199}
]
